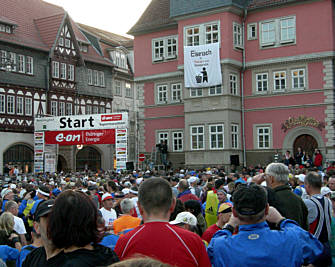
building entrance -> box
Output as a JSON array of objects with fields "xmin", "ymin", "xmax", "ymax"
[
  {"xmin": 3, "ymin": 144, "xmax": 33, "ymax": 174},
  {"xmin": 76, "ymin": 147, "xmax": 101, "ymax": 172},
  {"xmin": 293, "ymin": 134, "xmax": 318, "ymax": 158}
]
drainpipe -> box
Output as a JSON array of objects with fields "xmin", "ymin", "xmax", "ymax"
[{"xmin": 241, "ymin": 8, "xmax": 247, "ymax": 167}]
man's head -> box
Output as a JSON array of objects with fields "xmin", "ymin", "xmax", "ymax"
[
  {"xmin": 215, "ymin": 179, "xmax": 224, "ymax": 190},
  {"xmin": 177, "ymin": 179, "xmax": 189, "ymax": 193},
  {"xmin": 101, "ymin": 193, "xmax": 114, "ymax": 211},
  {"xmin": 305, "ymin": 172, "xmax": 322, "ymax": 195},
  {"xmin": 4, "ymin": 200, "xmax": 18, "ymax": 216},
  {"xmin": 120, "ymin": 198, "xmax": 134, "ymax": 214},
  {"xmin": 37, "ymin": 185, "xmax": 50, "ymax": 200},
  {"xmin": 217, "ymin": 190, "xmax": 227, "ymax": 203},
  {"xmin": 328, "ymin": 177, "xmax": 335, "ymax": 191},
  {"xmin": 138, "ymin": 177, "xmax": 174, "ymax": 218},
  {"xmin": 1, "ymin": 189, "xmax": 14, "ymax": 201},
  {"xmin": 232, "ymin": 184, "xmax": 268, "ymax": 224},
  {"xmin": 217, "ymin": 203, "xmax": 232, "ymax": 225},
  {"xmin": 170, "ymin": 211, "xmax": 197, "ymax": 232},
  {"xmin": 265, "ymin": 163, "xmax": 289, "ymax": 188}
]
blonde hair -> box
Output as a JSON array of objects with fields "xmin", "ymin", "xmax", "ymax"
[
  {"xmin": 0, "ymin": 212, "xmax": 14, "ymax": 235},
  {"xmin": 109, "ymin": 257, "xmax": 172, "ymax": 267}
]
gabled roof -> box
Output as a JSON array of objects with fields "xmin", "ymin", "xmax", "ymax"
[{"xmin": 128, "ymin": 0, "xmax": 176, "ymax": 36}]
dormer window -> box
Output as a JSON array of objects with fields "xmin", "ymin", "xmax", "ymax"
[
  {"xmin": 110, "ymin": 49, "xmax": 128, "ymax": 69},
  {"xmin": 78, "ymin": 42, "xmax": 88, "ymax": 53},
  {"xmin": 0, "ymin": 24, "xmax": 14, "ymax": 34}
]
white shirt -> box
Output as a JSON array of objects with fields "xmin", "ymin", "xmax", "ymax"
[
  {"xmin": 14, "ymin": 216, "xmax": 26, "ymax": 235},
  {"xmin": 99, "ymin": 207, "xmax": 117, "ymax": 227}
]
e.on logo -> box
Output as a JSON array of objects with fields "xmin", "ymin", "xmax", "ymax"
[{"xmin": 56, "ymin": 133, "xmax": 81, "ymax": 143}]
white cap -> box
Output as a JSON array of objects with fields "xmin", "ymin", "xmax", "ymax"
[
  {"xmin": 136, "ymin": 178, "xmax": 143, "ymax": 185},
  {"xmin": 1, "ymin": 188, "xmax": 12, "ymax": 199},
  {"xmin": 180, "ymin": 169, "xmax": 185, "ymax": 173},
  {"xmin": 179, "ymin": 174, "xmax": 185, "ymax": 178},
  {"xmin": 188, "ymin": 176, "xmax": 197, "ymax": 184},
  {"xmin": 124, "ymin": 181, "xmax": 132, "ymax": 187},
  {"xmin": 321, "ymin": 187, "xmax": 332, "ymax": 196},
  {"xmin": 122, "ymin": 188, "xmax": 130, "ymax": 195},
  {"xmin": 102, "ymin": 193, "xmax": 113, "ymax": 201},
  {"xmin": 145, "ymin": 170, "xmax": 150, "ymax": 174},
  {"xmin": 295, "ymin": 174, "xmax": 305, "ymax": 183},
  {"xmin": 170, "ymin": 212, "xmax": 197, "ymax": 226},
  {"xmin": 10, "ymin": 184, "xmax": 16, "ymax": 189},
  {"xmin": 206, "ymin": 170, "xmax": 212, "ymax": 175}
]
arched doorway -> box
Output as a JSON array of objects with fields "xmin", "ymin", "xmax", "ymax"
[
  {"xmin": 57, "ymin": 155, "xmax": 68, "ymax": 173},
  {"xmin": 293, "ymin": 134, "xmax": 318, "ymax": 158},
  {"xmin": 76, "ymin": 146, "xmax": 101, "ymax": 172},
  {"xmin": 3, "ymin": 144, "xmax": 33, "ymax": 173}
]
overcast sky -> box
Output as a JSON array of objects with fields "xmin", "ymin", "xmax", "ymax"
[{"xmin": 44, "ymin": 0, "xmax": 152, "ymax": 38}]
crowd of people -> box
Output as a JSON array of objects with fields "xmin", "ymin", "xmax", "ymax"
[{"xmin": 0, "ymin": 157, "xmax": 334, "ymax": 266}]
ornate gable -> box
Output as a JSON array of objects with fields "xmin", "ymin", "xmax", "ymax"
[{"xmin": 55, "ymin": 23, "xmax": 78, "ymax": 57}]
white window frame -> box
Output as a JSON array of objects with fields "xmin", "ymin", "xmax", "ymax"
[
  {"xmin": 99, "ymin": 106, "xmax": 105, "ymax": 114},
  {"xmin": 66, "ymin": 103, "xmax": 72, "ymax": 115},
  {"xmin": 60, "ymin": 63, "xmax": 67, "ymax": 80},
  {"xmin": 172, "ymin": 131, "xmax": 183, "ymax": 152},
  {"xmin": 291, "ymin": 68, "xmax": 305, "ymax": 90},
  {"xmin": 99, "ymin": 71, "xmax": 105, "ymax": 87},
  {"xmin": 26, "ymin": 56, "xmax": 33, "ymax": 75},
  {"xmin": 68, "ymin": 64, "xmax": 74, "ymax": 81},
  {"xmin": 231, "ymin": 124, "xmax": 239, "ymax": 149},
  {"xmin": 1, "ymin": 50, "xmax": 7, "ymax": 70},
  {"xmin": 247, "ymin": 23, "xmax": 257, "ymax": 40},
  {"xmin": 257, "ymin": 126, "xmax": 271, "ymax": 149},
  {"xmin": 125, "ymin": 82, "xmax": 132, "ymax": 98},
  {"xmin": 280, "ymin": 17, "xmax": 296, "ymax": 44},
  {"xmin": 58, "ymin": 37, "xmax": 64, "ymax": 46},
  {"xmin": 152, "ymin": 35, "xmax": 178, "ymax": 62},
  {"xmin": 59, "ymin": 102, "xmax": 65, "ymax": 116},
  {"xmin": 92, "ymin": 106, "xmax": 98, "ymax": 114},
  {"xmin": 256, "ymin": 73, "xmax": 268, "ymax": 93},
  {"xmin": 184, "ymin": 21, "xmax": 219, "ymax": 46},
  {"xmin": 171, "ymin": 83, "xmax": 182, "ymax": 102},
  {"xmin": 51, "ymin": 101, "xmax": 57, "ymax": 116},
  {"xmin": 88, "ymin": 69, "xmax": 93, "ymax": 85},
  {"xmin": 209, "ymin": 85, "xmax": 222, "ymax": 96},
  {"xmin": 209, "ymin": 124, "xmax": 224, "ymax": 150},
  {"xmin": 233, "ymin": 22, "xmax": 243, "ymax": 49},
  {"xmin": 86, "ymin": 105, "xmax": 92, "ymax": 115},
  {"xmin": 93, "ymin": 70, "xmax": 99, "ymax": 86},
  {"xmin": 52, "ymin": 61, "xmax": 59, "ymax": 78},
  {"xmin": 25, "ymin": 98, "xmax": 32, "ymax": 116},
  {"xmin": 9, "ymin": 52, "xmax": 16, "ymax": 72},
  {"xmin": 260, "ymin": 20, "xmax": 276, "ymax": 46},
  {"xmin": 18, "ymin": 55, "xmax": 25, "ymax": 73},
  {"xmin": 157, "ymin": 84, "xmax": 168, "ymax": 103},
  {"xmin": 65, "ymin": 38, "xmax": 71, "ymax": 48},
  {"xmin": 0, "ymin": 94, "xmax": 5, "ymax": 113},
  {"xmin": 7, "ymin": 95, "xmax": 15, "ymax": 114},
  {"xmin": 229, "ymin": 74, "xmax": 238, "ymax": 95},
  {"xmin": 17, "ymin": 96, "xmax": 23, "ymax": 115},
  {"xmin": 191, "ymin": 125, "xmax": 204, "ymax": 150},
  {"xmin": 273, "ymin": 71, "xmax": 286, "ymax": 91},
  {"xmin": 115, "ymin": 80, "xmax": 122, "ymax": 96},
  {"xmin": 190, "ymin": 88, "xmax": 203, "ymax": 97},
  {"xmin": 158, "ymin": 132, "xmax": 169, "ymax": 145}
]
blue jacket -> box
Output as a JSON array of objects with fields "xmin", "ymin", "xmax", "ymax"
[
  {"xmin": 208, "ymin": 220, "xmax": 324, "ymax": 267},
  {"xmin": 0, "ymin": 245, "xmax": 19, "ymax": 262},
  {"xmin": 16, "ymin": 245, "xmax": 36, "ymax": 267}
]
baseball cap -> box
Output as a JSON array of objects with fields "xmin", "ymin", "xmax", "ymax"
[
  {"xmin": 34, "ymin": 199, "xmax": 55, "ymax": 221},
  {"xmin": 102, "ymin": 193, "xmax": 113, "ymax": 201},
  {"xmin": 1, "ymin": 188, "xmax": 12, "ymax": 199},
  {"xmin": 295, "ymin": 174, "xmax": 305, "ymax": 183},
  {"xmin": 122, "ymin": 188, "xmax": 130, "ymax": 195},
  {"xmin": 52, "ymin": 188, "xmax": 61, "ymax": 197},
  {"xmin": 232, "ymin": 184, "xmax": 267, "ymax": 216},
  {"xmin": 188, "ymin": 176, "xmax": 197, "ymax": 184},
  {"xmin": 218, "ymin": 203, "xmax": 233, "ymax": 213},
  {"xmin": 321, "ymin": 187, "xmax": 332, "ymax": 196},
  {"xmin": 170, "ymin": 212, "xmax": 197, "ymax": 226}
]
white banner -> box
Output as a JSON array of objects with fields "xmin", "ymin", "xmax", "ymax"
[
  {"xmin": 34, "ymin": 132, "xmax": 44, "ymax": 173},
  {"xmin": 35, "ymin": 112, "xmax": 128, "ymax": 132},
  {"xmin": 116, "ymin": 129, "xmax": 127, "ymax": 170},
  {"xmin": 184, "ymin": 43, "xmax": 222, "ymax": 88}
]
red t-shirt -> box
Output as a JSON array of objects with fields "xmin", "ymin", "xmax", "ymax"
[
  {"xmin": 178, "ymin": 193, "xmax": 200, "ymax": 203},
  {"xmin": 202, "ymin": 223, "xmax": 221, "ymax": 244},
  {"xmin": 114, "ymin": 221, "xmax": 211, "ymax": 267}
]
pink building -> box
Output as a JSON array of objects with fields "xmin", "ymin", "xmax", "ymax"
[{"xmin": 129, "ymin": 0, "xmax": 335, "ymax": 168}]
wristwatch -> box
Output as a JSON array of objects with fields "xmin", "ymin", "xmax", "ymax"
[{"xmin": 223, "ymin": 223, "xmax": 235, "ymax": 234}]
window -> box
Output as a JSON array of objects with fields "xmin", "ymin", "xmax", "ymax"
[
  {"xmin": 247, "ymin": 23, "xmax": 257, "ymax": 40},
  {"xmin": 231, "ymin": 124, "xmax": 239, "ymax": 149},
  {"xmin": 60, "ymin": 63, "xmax": 66, "ymax": 80},
  {"xmin": 99, "ymin": 71, "xmax": 105, "ymax": 87},
  {"xmin": 93, "ymin": 70, "xmax": 99, "ymax": 86},
  {"xmin": 17, "ymin": 97, "xmax": 23, "ymax": 115},
  {"xmin": 66, "ymin": 103, "xmax": 72, "ymax": 115},
  {"xmin": 209, "ymin": 124, "xmax": 224, "ymax": 149},
  {"xmin": 88, "ymin": 69, "xmax": 93, "ymax": 85},
  {"xmin": 92, "ymin": 106, "xmax": 98, "ymax": 114},
  {"xmin": 115, "ymin": 80, "xmax": 122, "ymax": 96},
  {"xmin": 292, "ymin": 69, "xmax": 305, "ymax": 89},
  {"xmin": 9, "ymin": 52, "xmax": 16, "ymax": 72},
  {"xmin": 5, "ymin": 26, "xmax": 11, "ymax": 34},
  {"xmin": 120, "ymin": 54, "xmax": 127, "ymax": 69},
  {"xmin": 65, "ymin": 38, "xmax": 71, "ymax": 48},
  {"xmin": 26, "ymin": 56, "xmax": 33, "ymax": 75},
  {"xmin": 1, "ymin": 50, "xmax": 7, "ymax": 70},
  {"xmin": 25, "ymin": 98, "xmax": 32, "ymax": 116},
  {"xmin": 0, "ymin": 25, "xmax": 4, "ymax": 32},
  {"xmin": 256, "ymin": 73, "xmax": 268, "ymax": 92},
  {"xmin": 157, "ymin": 85, "xmax": 168, "ymax": 103},
  {"xmin": 59, "ymin": 102, "xmax": 65, "ymax": 116},
  {"xmin": 273, "ymin": 71, "xmax": 286, "ymax": 91},
  {"xmin": 230, "ymin": 74, "xmax": 238, "ymax": 95},
  {"xmin": 7, "ymin": 95, "xmax": 15, "ymax": 114},
  {"xmin": 233, "ymin": 23, "xmax": 243, "ymax": 48},
  {"xmin": 280, "ymin": 17, "xmax": 295, "ymax": 43},
  {"xmin": 111, "ymin": 50, "xmax": 128, "ymax": 69},
  {"xmin": 152, "ymin": 36, "xmax": 178, "ymax": 61},
  {"xmin": 99, "ymin": 106, "xmax": 105, "ymax": 114},
  {"xmin": 86, "ymin": 105, "xmax": 92, "ymax": 114},
  {"xmin": 190, "ymin": 88, "xmax": 203, "ymax": 97},
  {"xmin": 257, "ymin": 127, "xmax": 270, "ymax": 149},
  {"xmin": 172, "ymin": 131, "xmax": 183, "ymax": 152},
  {"xmin": 18, "ymin": 55, "xmax": 25, "ymax": 73},
  {"xmin": 58, "ymin": 37, "xmax": 64, "ymax": 46},
  {"xmin": 158, "ymin": 132, "xmax": 168, "ymax": 145},
  {"xmin": 0, "ymin": 94, "xmax": 5, "ymax": 113},
  {"xmin": 51, "ymin": 101, "xmax": 57, "ymax": 116},
  {"xmin": 68, "ymin": 65, "xmax": 74, "ymax": 81},
  {"xmin": 261, "ymin": 21, "xmax": 275, "ymax": 46},
  {"xmin": 185, "ymin": 22, "xmax": 219, "ymax": 46},
  {"xmin": 191, "ymin": 126, "xmax": 204, "ymax": 150},
  {"xmin": 52, "ymin": 61, "xmax": 59, "ymax": 78},
  {"xmin": 209, "ymin": 85, "xmax": 222, "ymax": 96},
  {"xmin": 171, "ymin": 83, "xmax": 182, "ymax": 102},
  {"xmin": 125, "ymin": 83, "xmax": 132, "ymax": 98}
]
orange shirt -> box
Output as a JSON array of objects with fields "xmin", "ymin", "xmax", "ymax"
[{"xmin": 113, "ymin": 215, "xmax": 141, "ymax": 235}]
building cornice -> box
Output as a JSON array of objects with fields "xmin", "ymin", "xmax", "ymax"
[
  {"xmin": 134, "ymin": 71, "xmax": 184, "ymax": 82},
  {"xmin": 245, "ymin": 102, "xmax": 327, "ymax": 112}
]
